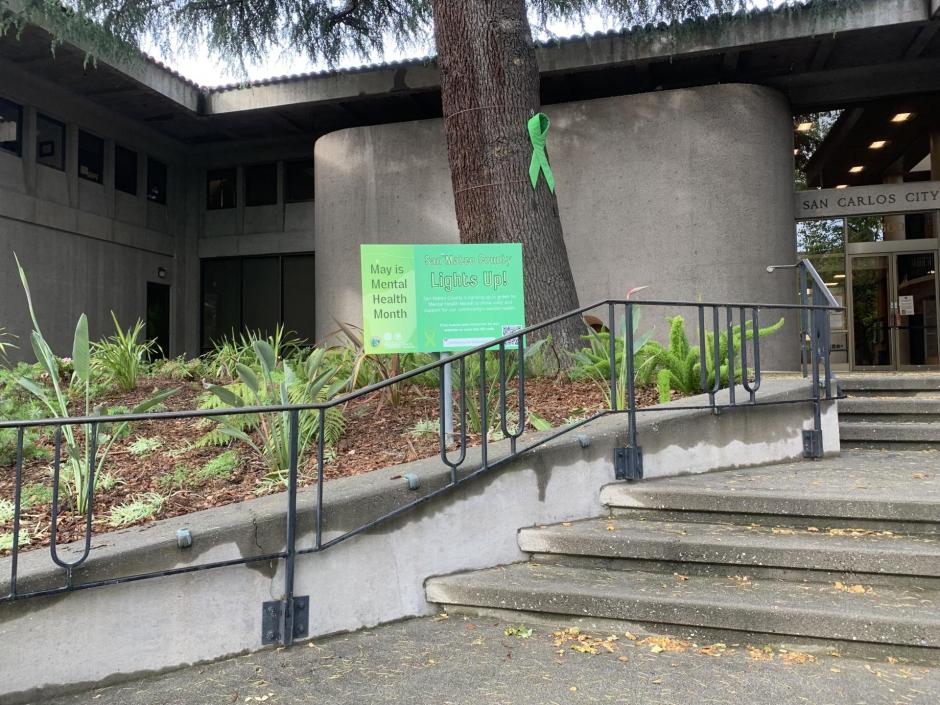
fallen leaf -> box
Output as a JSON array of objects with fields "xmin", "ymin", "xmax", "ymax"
[
  {"xmin": 772, "ymin": 527, "xmax": 796, "ymax": 535},
  {"xmin": 674, "ymin": 573, "xmax": 689, "ymax": 582},
  {"xmin": 697, "ymin": 643, "xmax": 727, "ymax": 657},
  {"xmin": 606, "ymin": 524, "xmax": 616, "ymax": 532},
  {"xmin": 912, "ymin": 472, "xmax": 929, "ymax": 480},
  {"xmin": 624, "ymin": 631, "xmax": 638, "ymax": 641},
  {"xmin": 562, "ymin": 522, "xmax": 573, "ymax": 527},
  {"xmin": 746, "ymin": 645, "xmax": 774, "ymax": 661},
  {"xmin": 834, "ymin": 582, "xmax": 869, "ymax": 594},
  {"xmin": 781, "ymin": 651, "xmax": 816, "ymax": 665},
  {"xmin": 618, "ymin": 656, "xmax": 630, "ymax": 663},
  {"xmin": 887, "ymin": 656, "xmax": 899, "ymax": 664},
  {"xmin": 640, "ymin": 636, "xmax": 691, "ymax": 653}
]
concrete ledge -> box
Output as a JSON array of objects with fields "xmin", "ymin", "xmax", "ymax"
[{"xmin": 0, "ymin": 378, "xmax": 835, "ymax": 703}]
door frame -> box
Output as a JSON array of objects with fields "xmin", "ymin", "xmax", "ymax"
[{"xmin": 846, "ymin": 241, "xmax": 940, "ymax": 370}]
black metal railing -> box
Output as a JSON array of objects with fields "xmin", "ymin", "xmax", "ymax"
[{"xmin": 0, "ymin": 260, "xmax": 841, "ymax": 645}]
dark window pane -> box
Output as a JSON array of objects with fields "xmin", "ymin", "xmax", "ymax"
[
  {"xmin": 78, "ymin": 130, "xmax": 104, "ymax": 183},
  {"xmin": 242, "ymin": 257, "xmax": 281, "ymax": 337},
  {"xmin": 245, "ymin": 163, "xmax": 278, "ymax": 207},
  {"xmin": 282, "ymin": 255, "xmax": 316, "ymax": 341},
  {"xmin": 147, "ymin": 157, "xmax": 167, "ymax": 204},
  {"xmin": 36, "ymin": 114, "xmax": 65, "ymax": 170},
  {"xmin": 207, "ymin": 167, "xmax": 237, "ymax": 210},
  {"xmin": 115, "ymin": 145, "xmax": 137, "ymax": 195},
  {"xmin": 285, "ymin": 159, "xmax": 315, "ymax": 203},
  {"xmin": 0, "ymin": 96, "xmax": 22, "ymax": 156},
  {"xmin": 201, "ymin": 258, "xmax": 242, "ymax": 350}
]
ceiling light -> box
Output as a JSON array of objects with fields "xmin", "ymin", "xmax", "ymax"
[
  {"xmin": 793, "ymin": 148, "xmax": 799, "ymax": 155},
  {"xmin": 849, "ymin": 165, "xmax": 865, "ymax": 173},
  {"xmin": 891, "ymin": 112, "xmax": 912, "ymax": 123},
  {"xmin": 796, "ymin": 121, "xmax": 813, "ymax": 132},
  {"xmin": 834, "ymin": 274, "xmax": 846, "ymax": 279},
  {"xmin": 869, "ymin": 140, "xmax": 887, "ymax": 149},
  {"xmin": 826, "ymin": 282, "xmax": 838, "ymax": 287},
  {"xmin": 835, "ymin": 184, "xmax": 848, "ymax": 189}
]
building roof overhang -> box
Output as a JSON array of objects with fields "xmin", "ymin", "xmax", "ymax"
[{"xmin": 1, "ymin": 0, "xmax": 939, "ymax": 144}]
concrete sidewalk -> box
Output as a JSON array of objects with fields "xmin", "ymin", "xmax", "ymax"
[{"xmin": 35, "ymin": 614, "xmax": 940, "ymax": 705}]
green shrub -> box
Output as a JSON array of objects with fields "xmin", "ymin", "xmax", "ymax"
[
  {"xmin": 12, "ymin": 255, "xmax": 176, "ymax": 512},
  {"xmin": 91, "ymin": 313, "xmax": 157, "ymax": 392},
  {"xmin": 637, "ymin": 315, "xmax": 786, "ymax": 403},
  {"xmin": 0, "ymin": 530, "xmax": 30, "ymax": 552},
  {"xmin": 195, "ymin": 450, "xmax": 239, "ymax": 483},
  {"xmin": 567, "ymin": 311, "xmax": 654, "ymax": 410},
  {"xmin": 158, "ymin": 464, "xmax": 193, "ymax": 492},
  {"xmin": 129, "ymin": 436, "xmax": 163, "ymax": 456},
  {"xmin": 108, "ymin": 492, "xmax": 166, "ymax": 527},
  {"xmin": 457, "ymin": 339, "xmax": 547, "ymax": 434},
  {"xmin": 206, "ymin": 341, "xmax": 347, "ymax": 482},
  {"xmin": 151, "ymin": 355, "xmax": 207, "ymax": 381},
  {"xmin": 0, "ymin": 327, "xmax": 17, "ymax": 365},
  {"xmin": 21, "ymin": 482, "xmax": 53, "ymax": 508},
  {"xmin": 207, "ymin": 325, "xmax": 306, "ymax": 382}
]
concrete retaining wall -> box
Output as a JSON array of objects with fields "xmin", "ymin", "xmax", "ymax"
[
  {"xmin": 314, "ymin": 83, "xmax": 797, "ymax": 367},
  {"xmin": 0, "ymin": 378, "xmax": 836, "ymax": 703}
]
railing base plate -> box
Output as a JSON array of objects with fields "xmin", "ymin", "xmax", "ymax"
[
  {"xmin": 262, "ymin": 596, "xmax": 309, "ymax": 645},
  {"xmin": 615, "ymin": 446, "xmax": 644, "ymax": 481}
]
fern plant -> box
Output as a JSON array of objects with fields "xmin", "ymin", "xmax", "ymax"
[
  {"xmin": 638, "ymin": 315, "xmax": 785, "ymax": 403},
  {"xmin": 206, "ymin": 340, "xmax": 347, "ymax": 482}
]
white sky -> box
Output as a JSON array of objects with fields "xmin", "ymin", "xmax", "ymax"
[{"xmin": 145, "ymin": 16, "xmax": 617, "ymax": 87}]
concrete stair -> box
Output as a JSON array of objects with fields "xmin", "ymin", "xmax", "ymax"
[
  {"xmin": 838, "ymin": 374, "xmax": 940, "ymax": 449},
  {"xmin": 426, "ymin": 453, "xmax": 940, "ymax": 652}
]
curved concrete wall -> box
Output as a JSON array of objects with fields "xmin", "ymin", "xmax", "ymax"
[{"xmin": 315, "ymin": 83, "xmax": 796, "ymax": 365}]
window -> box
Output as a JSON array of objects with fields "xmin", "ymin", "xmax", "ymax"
[
  {"xmin": 147, "ymin": 157, "xmax": 167, "ymax": 204},
  {"xmin": 285, "ymin": 160, "xmax": 315, "ymax": 203},
  {"xmin": 245, "ymin": 163, "xmax": 278, "ymax": 207},
  {"xmin": 0, "ymin": 96, "xmax": 22, "ymax": 156},
  {"xmin": 36, "ymin": 114, "xmax": 65, "ymax": 170},
  {"xmin": 207, "ymin": 167, "xmax": 237, "ymax": 210},
  {"xmin": 201, "ymin": 254, "xmax": 315, "ymax": 350},
  {"xmin": 78, "ymin": 130, "xmax": 104, "ymax": 183},
  {"xmin": 115, "ymin": 145, "xmax": 138, "ymax": 195}
]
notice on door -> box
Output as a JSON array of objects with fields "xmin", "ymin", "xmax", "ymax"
[
  {"xmin": 360, "ymin": 243, "xmax": 525, "ymax": 354},
  {"xmin": 899, "ymin": 295, "xmax": 915, "ymax": 316}
]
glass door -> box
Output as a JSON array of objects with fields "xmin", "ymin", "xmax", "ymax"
[
  {"xmin": 850, "ymin": 255, "xmax": 893, "ymax": 368},
  {"xmin": 894, "ymin": 251, "xmax": 939, "ymax": 369},
  {"xmin": 849, "ymin": 252, "xmax": 940, "ymax": 369}
]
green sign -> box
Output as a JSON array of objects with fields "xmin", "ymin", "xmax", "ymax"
[{"xmin": 360, "ymin": 243, "xmax": 525, "ymax": 354}]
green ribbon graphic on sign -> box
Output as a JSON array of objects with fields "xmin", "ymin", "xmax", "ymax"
[{"xmin": 527, "ymin": 112, "xmax": 555, "ymax": 193}]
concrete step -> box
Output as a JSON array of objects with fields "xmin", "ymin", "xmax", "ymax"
[
  {"xmin": 839, "ymin": 397, "xmax": 940, "ymax": 418},
  {"xmin": 839, "ymin": 421, "xmax": 940, "ymax": 443},
  {"xmin": 838, "ymin": 375, "xmax": 940, "ymax": 393},
  {"xmin": 426, "ymin": 562, "xmax": 940, "ymax": 648},
  {"xmin": 518, "ymin": 517, "xmax": 940, "ymax": 577}
]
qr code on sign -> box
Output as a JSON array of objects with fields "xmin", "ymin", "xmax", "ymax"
[{"xmin": 501, "ymin": 325, "xmax": 523, "ymax": 337}]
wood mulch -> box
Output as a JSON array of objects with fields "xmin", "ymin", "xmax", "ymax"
[{"xmin": 0, "ymin": 374, "xmax": 667, "ymax": 554}]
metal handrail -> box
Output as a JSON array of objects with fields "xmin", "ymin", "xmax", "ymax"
[{"xmin": 0, "ymin": 290, "xmax": 841, "ymax": 645}]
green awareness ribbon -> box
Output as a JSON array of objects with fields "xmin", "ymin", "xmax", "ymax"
[{"xmin": 527, "ymin": 112, "xmax": 555, "ymax": 194}]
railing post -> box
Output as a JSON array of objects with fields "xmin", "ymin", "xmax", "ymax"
[
  {"xmin": 608, "ymin": 302, "xmax": 617, "ymax": 411},
  {"xmin": 262, "ymin": 409, "xmax": 309, "ymax": 646},
  {"xmin": 799, "ymin": 265, "xmax": 809, "ymax": 378},
  {"xmin": 615, "ymin": 302, "xmax": 643, "ymax": 481}
]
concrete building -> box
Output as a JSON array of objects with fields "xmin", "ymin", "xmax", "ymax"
[{"xmin": 1, "ymin": 0, "xmax": 940, "ymax": 370}]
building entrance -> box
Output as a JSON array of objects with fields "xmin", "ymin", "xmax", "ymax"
[{"xmin": 849, "ymin": 249, "xmax": 939, "ymax": 369}]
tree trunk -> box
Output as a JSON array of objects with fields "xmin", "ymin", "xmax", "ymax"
[{"xmin": 430, "ymin": 0, "xmax": 583, "ymax": 354}]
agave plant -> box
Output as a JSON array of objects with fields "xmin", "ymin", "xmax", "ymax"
[
  {"xmin": 638, "ymin": 314, "xmax": 786, "ymax": 403},
  {"xmin": 12, "ymin": 256, "xmax": 176, "ymax": 512},
  {"xmin": 206, "ymin": 340, "xmax": 347, "ymax": 481}
]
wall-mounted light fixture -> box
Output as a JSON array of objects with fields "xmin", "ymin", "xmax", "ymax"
[{"xmin": 157, "ymin": 267, "xmax": 167, "ymax": 279}]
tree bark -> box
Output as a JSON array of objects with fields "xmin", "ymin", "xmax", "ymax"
[{"xmin": 431, "ymin": 0, "xmax": 583, "ymax": 354}]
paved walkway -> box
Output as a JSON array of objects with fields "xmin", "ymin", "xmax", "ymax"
[{"xmin": 36, "ymin": 614, "xmax": 940, "ymax": 705}]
